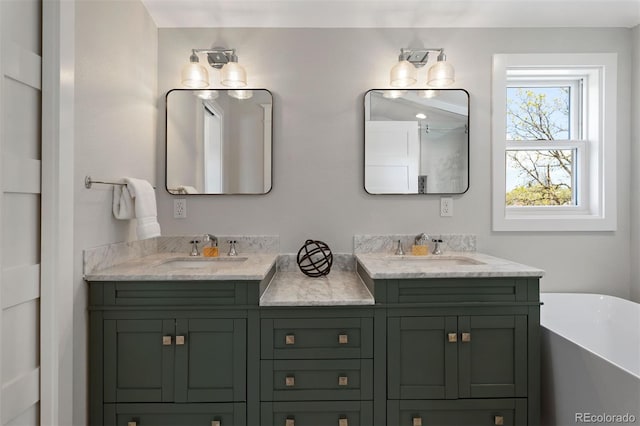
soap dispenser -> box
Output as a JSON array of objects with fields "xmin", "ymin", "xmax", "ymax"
[
  {"xmin": 412, "ymin": 233, "xmax": 429, "ymax": 256},
  {"xmin": 202, "ymin": 234, "xmax": 218, "ymax": 257}
]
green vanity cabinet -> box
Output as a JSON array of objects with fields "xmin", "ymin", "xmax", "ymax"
[{"xmin": 89, "ymin": 280, "xmax": 259, "ymax": 426}]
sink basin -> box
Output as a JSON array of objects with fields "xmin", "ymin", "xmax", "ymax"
[
  {"xmin": 159, "ymin": 257, "xmax": 248, "ymax": 268},
  {"xmin": 388, "ymin": 255, "xmax": 485, "ymax": 266}
]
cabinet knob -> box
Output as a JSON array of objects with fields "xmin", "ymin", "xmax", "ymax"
[
  {"xmin": 338, "ymin": 375, "xmax": 348, "ymax": 386},
  {"xmin": 339, "ymin": 417, "xmax": 349, "ymax": 426},
  {"xmin": 127, "ymin": 422, "xmax": 137, "ymax": 426},
  {"xmin": 494, "ymin": 415, "xmax": 504, "ymax": 425},
  {"xmin": 285, "ymin": 418, "xmax": 295, "ymax": 426},
  {"xmin": 447, "ymin": 332, "xmax": 457, "ymax": 343},
  {"xmin": 285, "ymin": 376, "xmax": 295, "ymax": 387},
  {"xmin": 211, "ymin": 421, "xmax": 221, "ymax": 426},
  {"xmin": 162, "ymin": 335, "xmax": 172, "ymax": 346},
  {"xmin": 461, "ymin": 332, "xmax": 471, "ymax": 343},
  {"xmin": 412, "ymin": 417, "xmax": 422, "ymax": 426},
  {"xmin": 338, "ymin": 333, "xmax": 349, "ymax": 344},
  {"xmin": 176, "ymin": 335, "xmax": 186, "ymax": 345},
  {"xmin": 285, "ymin": 334, "xmax": 296, "ymax": 345}
]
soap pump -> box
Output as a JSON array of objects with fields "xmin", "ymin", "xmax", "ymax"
[
  {"xmin": 412, "ymin": 233, "xmax": 430, "ymax": 256},
  {"xmin": 202, "ymin": 234, "xmax": 218, "ymax": 257}
]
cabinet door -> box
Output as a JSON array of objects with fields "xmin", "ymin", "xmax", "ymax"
[
  {"xmin": 174, "ymin": 318, "xmax": 247, "ymax": 403},
  {"xmin": 387, "ymin": 316, "xmax": 458, "ymax": 399},
  {"xmin": 458, "ymin": 316, "xmax": 528, "ymax": 398},
  {"xmin": 104, "ymin": 319, "xmax": 175, "ymax": 403}
]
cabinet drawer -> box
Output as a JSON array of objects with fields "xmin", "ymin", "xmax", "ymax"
[
  {"xmin": 261, "ymin": 401, "xmax": 373, "ymax": 426},
  {"xmin": 99, "ymin": 282, "xmax": 253, "ymax": 306},
  {"xmin": 387, "ymin": 399, "xmax": 527, "ymax": 426},
  {"xmin": 261, "ymin": 359, "xmax": 373, "ymax": 401},
  {"xmin": 261, "ymin": 318, "xmax": 373, "ymax": 359},
  {"xmin": 104, "ymin": 402, "xmax": 246, "ymax": 426},
  {"xmin": 386, "ymin": 278, "xmax": 529, "ymax": 304}
]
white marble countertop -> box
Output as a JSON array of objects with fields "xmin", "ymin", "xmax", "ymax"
[
  {"xmin": 84, "ymin": 252, "xmax": 278, "ymax": 281},
  {"xmin": 260, "ymin": 271, "xmax": 374, "ymax": 306},
  {"xmin": 355, "ymin": 251, "xmax": 544, "ymax": 279}
]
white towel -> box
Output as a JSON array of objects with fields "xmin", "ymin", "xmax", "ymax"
[
  {"xmin": 112, "ymin": 185, "xmax": 135, "ymax": 219},
  {"xmin": 124, "ymin": 177, "xmax": 161, "ymax": 240}
]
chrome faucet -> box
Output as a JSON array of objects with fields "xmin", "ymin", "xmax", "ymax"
[
  {"xmin": 415, "ymin": 233, "xmax": 429, "ymax": 245},
  {"xmin": 203, "ymin": 233, "xmax": 218, "ymax": 248},
  {"xmin": 394, "ymin": 239, "xmax": 405, "ymax": 256},
  {"xmin": 227, "ymin": 240, "xmax": 238, "ymax": 256},
  {"xmin": 189, "ymin": 239, "xmax": 200, "ymax": 256},
  {"xmin": 432, "ymin": 238, "xmax": 443, "ymax": 255}
]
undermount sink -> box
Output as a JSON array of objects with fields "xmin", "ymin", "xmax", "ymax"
[
  {"xmin": 388, "ymin": 255, "xmax": 485, "ymax": 266},
  {"xmin": 159, "ymin": 256, "xmax": 248, "ymax": 268}
]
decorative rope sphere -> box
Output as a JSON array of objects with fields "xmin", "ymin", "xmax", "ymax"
[{"xmin": 296, "ymin": 239, "xmax": 333, "ymax": 277}]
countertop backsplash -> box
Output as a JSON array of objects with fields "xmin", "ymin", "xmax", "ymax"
[{"xmin": 354, "ymin": 234, "xmax": 476, "ymax": 254}]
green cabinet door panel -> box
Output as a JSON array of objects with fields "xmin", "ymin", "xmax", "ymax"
[
  {"xmin": 388, "ymin": 315, "xmax": 527, "ymax": 400},
  {"xmin": 104, "ymin": 403, "xmax": 246, "ymax": 426},
  {"xmin": 387, "ymin": 316, "xmax": 458, "ymax": 400},
  {"xmin": 387, "ymin": 399, "xmax": 527, "ymax": 426},
  {"xmin": 175, "ymin": 318, "xmax": 247, "ymax": 403},
  {"xmin": 104, "ymin": 319, "xmax": 175, "ymax": 403},
  {"xmin": 458, "ymin": 315, "xmax": 528, "ymax": 398},
  {"xmin": 103, "ymin": 317, "xmax": 246, "ymax": 404},
  {"xmin": 261, "ymin": 401, "xmax": 374, "ymax": 426}
]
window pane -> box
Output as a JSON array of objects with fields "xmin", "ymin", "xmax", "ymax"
[
  {"xmin": 506, "ymin": 87, "xmax": 570, "ymax": 141},
  {"xmin": 506, "ymin": 149, "xmax": 576, "ymax": 206}
]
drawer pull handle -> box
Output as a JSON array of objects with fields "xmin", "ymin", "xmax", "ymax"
[
  {"xmin": 447, "ymin": 333, "xmax": 457, "ymax": 343},
  {"xmin": 285, "ymin": 418, "xmax": 295, "ymax": 426},
  {"xmin": 285, "ymin": 334, "xmax": 296, "ymax": 345},
  {"xmin": 285, "ymin": 376, "xmax": 295, "ymax": 387},
  {"xmin": 338, "ymin": 333, "xmax": 349, "ymax": 344},
  {"xmin": 494, "ymin": 415, "xmax": 504, "ymax": 425},
  {"xmin": 338, "ymin": 375, "xmax": 348, "ymax": 386},
  {"xmin": 162, "ymin": 336, "xmax": 172, "ymax": 346},
  {"xmin": 412, "ymin": 417, "xmax": 422, "ymax": 426},
  {"xmin": 212, "ymin": 421, "xmax": 221, "ymax": 426},
  {"xmin": 176, "ymin": 335, "xmax": 186, "ymax": 345},
  {"xmin": 339, "ymin": 417, "xmax": 349, "ymax": 426},
  {"xmin": 461, "ymin": 332, "xmax": 471, "ymax": 343}
]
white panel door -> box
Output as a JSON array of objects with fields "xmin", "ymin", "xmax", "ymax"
[
  {"xmin": 0, "ymin": 0, "xmax": 42, "ymax": 424},
  {"xmin": 365, "ymin": 121, "xmax": 419, "ymax": 194}
]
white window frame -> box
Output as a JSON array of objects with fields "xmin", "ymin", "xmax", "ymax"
[{"xmin": 492, "ymin": 53, "xmax": 617, "ymax": 231}]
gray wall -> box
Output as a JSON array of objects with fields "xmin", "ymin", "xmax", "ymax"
[
  {"xmin": 74, "ymin": 1, "xmax": 158, "ymax": 424},
  {"xmin": 157, "ymin": 27, "xmax": 633, "ymax": 298},
  {"xmin": 632, "ymin": 24, "xmax": 640, "ymax": 303}
]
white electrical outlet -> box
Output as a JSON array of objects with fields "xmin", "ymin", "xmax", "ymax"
[
  {"xmin": 174, "ymin": 199, "xmax": 187, "ymax": 219},
  {"xmin": 440, "ymin": 197, "xmax": 453, "ymax": 217}
]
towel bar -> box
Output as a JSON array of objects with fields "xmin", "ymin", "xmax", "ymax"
[{"xmin": 85, "ymin": 176, "xmax": 156, "ymax": 189}]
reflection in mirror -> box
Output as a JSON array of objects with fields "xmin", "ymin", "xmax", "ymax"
[
  {"xmin": 364, "ymin": 89, "xmax": 469, "ymax": 194},
  {"xmin": 166, "ymin": 89, "xmax": 272, "ymax": 194}
]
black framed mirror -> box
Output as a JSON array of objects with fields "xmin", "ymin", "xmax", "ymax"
[
  {"xmin": 166, "ymin": 89, "xmax": 273, "ymax": 195},
  {"xmin": 364, "ymin": 89, "xmax": 469, "ymax": 194}
]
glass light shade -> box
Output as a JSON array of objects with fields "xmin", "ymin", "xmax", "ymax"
[
  {"xmin": 196, "ymin": 90, "xmax": 218, "ymax": 100},
  {"xmin": 181, "ymin": 62, "xmax": 209, "ymax": 88},
  {"xmin": 427, "ymin": 60, "xmax": 455, "ymax": 87},
  {"xmin": 228, "ymin": 89, "xmax": 253, "ymax": 100},
  {"xmin": 220, "ymin": 62, "xmax": 247, "ymax": 88},
  {"xmin": 390, "ymin": 60, "xmax": 417, "ymax": 88}
]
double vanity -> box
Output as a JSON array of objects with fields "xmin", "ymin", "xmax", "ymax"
[{"xmin": 85, "ymin": 235, "xmax": 543, "ymax": 426}]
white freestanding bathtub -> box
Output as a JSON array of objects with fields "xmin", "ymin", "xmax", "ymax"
[{"xmin": 540, "ymin": 293, "xmax": 639, "ymax": 426}]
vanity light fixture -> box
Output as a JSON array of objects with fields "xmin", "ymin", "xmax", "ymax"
[
  {"xmin": 228, "ymin": 89, "xmax": 253, "ymax": 100},
  {"xmin": 181, "ymin": 47, "xmax": 247, "ymax": 89},
  {"xmin": 416, "ymin": 113, "xmax": 427, "ymax": 119},
  {"xmin": 390, "ymin": 48, "xmax": 455, "ymax": 88},
  {"xmin": 382, "ymin": 89, "xmax": 408, "ymax": 99}
]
